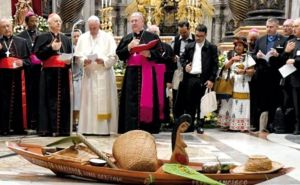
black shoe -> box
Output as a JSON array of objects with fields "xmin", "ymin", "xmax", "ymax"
[
  {"xmin": 293, "ymin": 130, "xmax": 300, "ymax": 135},
  {"xmin": 294, "ymin": 124, "xmax": 300, "ymax": 135},
  {"xmin": 275, "ymin": 129, "xmax": 287, "ymax": 134},
  {"xmin": 39, "ymin": 132, "xmax": 52, "ymax": 137},
  {"xmin": 196, "ymin": 127, "xmax": 204, "ymax": 134},
  {"xmin": 185, "ymin": 125, "xmax": 195, "ymax": 132},
  {"xmin": 0, "ymin": 130, "xmax": 9, "ymax": 136}
]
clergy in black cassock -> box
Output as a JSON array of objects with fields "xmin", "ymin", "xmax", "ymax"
[
  {"xmin": 116, "ymin": 12, "xmax": 163, "ymax": 134},
  {"xmin": 0, "ymin": 18, "xmax": 30, "ymax": 135},
  {"xmin": 18, "ymin": 12, "xmax": 42, "ymax": 130},
  {"xmin": 33, "ymin": 13, "xmax": 72, "ymax": 136}
]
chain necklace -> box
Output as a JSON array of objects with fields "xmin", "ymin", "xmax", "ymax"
[
  {"xmin": 26, "ymin": 29, "xmax": 37, "ymax": 47},
  {"xmin": 132, "ymin": 30, "xmax": 145, "ymax": 44},
  {"xmin": 3, "ymin": 37, "xmax": 13, "ymax": 57},
  {"xmin": 50, "ymin": 32, "xmax": 65, "ymax": 53}
]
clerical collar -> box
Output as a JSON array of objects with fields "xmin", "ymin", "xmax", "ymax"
[
  {"xmin": 27, "ymin": 29, "xmax": 36, "ymax": 33},
  {"xmin": 50, "ymin": 31, "xmax": 61, "ymax": 41},
  {"xmin": 3, "ymin": 35, "xmax": 13, "ymax": 41},
  {"xmin": 133, "ymin": 30, "xmax": 144, "ymax": 39},
  {"xmin": 50, "ymin": 31, "xmax": 60, "ymax": 37}
]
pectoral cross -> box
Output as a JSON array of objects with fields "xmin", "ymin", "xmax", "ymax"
[{"xmin": 5, "ymin": 51, "xmax": 10, "ymax": 57}]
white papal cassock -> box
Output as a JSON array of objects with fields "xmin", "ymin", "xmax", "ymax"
[{"xmin": 75, "ymin": 30, "xmax": 118, "ymax": 135}]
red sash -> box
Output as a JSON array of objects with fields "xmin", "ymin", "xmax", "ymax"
[
  {"xmin": 21, "ymin": 71, "xmax": 28, "ymax": 129},
  {"xmin": 42, "ymin": 55, "xmax": 66, "ymax": 68},
  {"xmin": 0, "ymin": 57, "xmax": 27, "ymax": 129},
  {"xmin": 0, "ymin": 57, "xmax": 23, "ymax": 69}
]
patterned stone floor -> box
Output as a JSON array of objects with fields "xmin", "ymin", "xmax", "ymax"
[
  {"xmin": 267, "ymin": 133, "xmax": 300, "ymax": 150},
  {"xmin": 0, "ymin": 129, "xmax": 299, "ymax": 184}
]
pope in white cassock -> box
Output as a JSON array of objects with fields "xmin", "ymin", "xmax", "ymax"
[{"xmin": 74, "ymin": 15, "xmax": 118, "ymax": 135}]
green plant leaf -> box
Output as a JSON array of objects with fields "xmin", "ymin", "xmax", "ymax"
[{"xmin": 163, "ymin": 163, "xmax": 224, "ymax": 185}]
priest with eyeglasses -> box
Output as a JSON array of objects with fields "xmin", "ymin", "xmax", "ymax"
[{"xmin": 0, "ymin": 18, "xmax": 31, "ymax": 135}]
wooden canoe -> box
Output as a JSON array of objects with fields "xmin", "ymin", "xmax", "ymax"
[{"xmin": 7, "ymin": 142, "xmax": 291, "ymax": 185}]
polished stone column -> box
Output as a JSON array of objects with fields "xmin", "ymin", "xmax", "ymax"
[
  {"xmin": 243, "ymin": 0, "xmax": 285, "ymax": 26},
  {"xmin": 211, "ymin": 3, "xmax": 226, "ymax": 44},
  {"xmin": 83, "ymin": 0, "xmax": 95, "ymax": 30},
  {"xmin": 290, "ymin": 0, "xmax": 300, "ymax": 19}
]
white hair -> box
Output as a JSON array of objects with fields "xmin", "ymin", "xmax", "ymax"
[
  {"xmin": 0, "ymin": 18, "xmax": 11, "ymax": 25},
  {"xmin": 130, "ymin": 12, "xmax": 144, "ymax": 22},
  {"xmin": 47, "ymin": 13, "xmax": 60, "ymax": 23},
  {"xmin": 87, "ymin": 15, "xmax": 100, "ymax": 24},
  {"xmin": 283, "ymin": 19, "xmax": 294, "ymax": 25},
  {"xmin": 294, "ymin": 18, "xmax": 300, "ymax": 25},
  {"xmin": 147, "ymin": 25, "xmax": 160, "ymax": 36}
]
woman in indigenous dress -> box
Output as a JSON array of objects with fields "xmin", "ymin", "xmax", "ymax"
[
  {"xmin": 217, "ymin": 51, "xmax": 234, "ymax": 130},
  {"xmin": 222, "ymin": 37, "xmax": 255, "ymax": 131}
]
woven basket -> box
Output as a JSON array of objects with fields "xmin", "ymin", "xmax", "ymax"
[{"xmin": 112, "ymin": 130, "xmax": 158, "ymax": 171}]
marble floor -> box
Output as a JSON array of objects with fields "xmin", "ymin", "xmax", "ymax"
[{"xmin": 0, "ymin": 129, "xmax": 300, "ymax": 185}]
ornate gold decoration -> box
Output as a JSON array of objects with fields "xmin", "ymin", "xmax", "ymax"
[
  {"xmin": 99, "ymin": 6, "xmax": 114, "ymax": 33},
  {"xmin": 125, "ymin": 0, "xmax": 214, "ymax": 30}
]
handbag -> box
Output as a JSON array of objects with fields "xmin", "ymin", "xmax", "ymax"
[
  {"xmin": 172, "ymin": 68, "xmax": 183, "ymax": 90},
  {"xmin": 213, "ymin": 67, "xmax": 234, "ymax": 99},
  {"xmin": 200, "ymin": 88, "xmax": 217, "ymax": 118}
]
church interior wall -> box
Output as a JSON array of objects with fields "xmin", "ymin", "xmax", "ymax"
[{"xmin": 2, "ymin": 0, "xmax": 299, "ymax": 43}]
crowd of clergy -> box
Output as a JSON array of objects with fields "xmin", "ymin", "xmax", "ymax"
[{"xmin": 0, "ymin": 11, "xmax": 300, "ymax": 137}]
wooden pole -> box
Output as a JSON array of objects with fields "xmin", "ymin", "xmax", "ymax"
[{"xmin": 77, "ymin": 133, "xmax": 118, "ymax": 168}]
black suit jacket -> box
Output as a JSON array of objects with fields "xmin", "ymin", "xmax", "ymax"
[
  {"xmin": 0, "ymin": 36, "xmax": 31, "ymax": 66},
  {"xmin": 286, "ymin": 38, "xmax": 300, "ymax": 87},
  {"xmin": 173, "ymin": 34, "xmax": 195, "ymax": 56},
  {"xmin": 180, "ymin": 40, "xmax": 218, "ymax": 83},
  {"xmin": 254, "ymin": 34, "xmax": 287, "ymax": 69},
  {"xmin": 160, "ymin": 42, "xmax": 175, "ymax": 83},
  {"xmin": 33, "ymin": 32, "xmax": 72, "ymax": 61}
]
